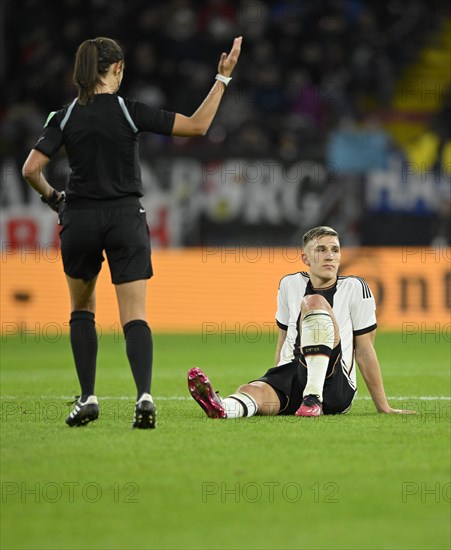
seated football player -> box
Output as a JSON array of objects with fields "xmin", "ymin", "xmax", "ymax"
[{"xmin": 188, "ymin": 226, "xmax": 415, "ymax": 418}]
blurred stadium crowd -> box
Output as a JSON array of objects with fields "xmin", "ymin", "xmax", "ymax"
[
  {"xmin": 2, "ymin": 0, "xmax": 450, "ymax": 245},
  {"xmin": 3, "ymin": 0, "xmax": 448, "ymax": 154}
]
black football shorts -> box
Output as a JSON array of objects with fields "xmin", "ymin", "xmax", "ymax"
[
  {"xmin": 254, "ymin": 344, "xmax": 356, "ymax": 415},
  {"xmin": 59, "ymin": 197, "xmax": 153, "ymax": 284}
]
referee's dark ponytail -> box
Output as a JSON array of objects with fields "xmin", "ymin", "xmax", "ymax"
[{"xmin": 73, "ymin": 37, "xmax": 124, "ymax": 105}]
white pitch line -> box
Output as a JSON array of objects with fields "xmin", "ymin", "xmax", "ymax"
[
  {"xmin": 0, "ymin": 395, "xmax": 189, "ymax": 401},
  {"xmin": 357, "ymin": 396, "xmax": 450, "ymax": 401},
  {"xmin": 0, "ymin": 395, "xmax": 450, "ymax": 401}
]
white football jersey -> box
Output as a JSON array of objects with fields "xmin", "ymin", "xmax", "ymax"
[{"xmin": 276, "ymin": 272, "xmax": 377, "ymax": 387}]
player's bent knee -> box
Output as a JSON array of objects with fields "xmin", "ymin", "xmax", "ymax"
[
  {"xmin": 237, "ymin": 383, "xmax": 260, "ymax": 397},
  {"xmin": 238, "ymin": 382, "xmax": 281, "ymax": 416},
  {"xmin": 301, "ymin": 294, "xmax": 330, "ymax": 312}
]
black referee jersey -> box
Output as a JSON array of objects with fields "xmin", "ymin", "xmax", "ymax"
[{"xmin": 34, "ymin": 94, "xmax": 175, "ymax": 202}]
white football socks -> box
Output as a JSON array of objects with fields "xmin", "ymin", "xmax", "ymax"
[
  {"xmin": 301, "ymin": 309, "xmax": 334, "ymax": 401},
  {"xmin": 222, "ymin": 392, "xmax": 258, "ymax": 418}
]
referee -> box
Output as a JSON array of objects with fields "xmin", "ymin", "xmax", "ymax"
[{"xmin": 22, "ymin": 36, "xmax": 242, "ymax": 429}]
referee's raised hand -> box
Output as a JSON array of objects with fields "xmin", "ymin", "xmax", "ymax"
[
  {"xmin": 218, "ymin": 36, "xmax": 242, "ymax": 77},
  {"xmin": 171, "ymin": 36, "xmax": 244, "ymax": 137}
]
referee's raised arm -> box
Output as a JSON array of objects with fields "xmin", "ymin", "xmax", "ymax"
[{"xmin": 171, "ymin": 36, "xmax": 242, "ymax": 137}]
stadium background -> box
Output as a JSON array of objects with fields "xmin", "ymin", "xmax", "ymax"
[{"xmin": 1, "ymin": 0, "xmax": 450, "ymax": 333}]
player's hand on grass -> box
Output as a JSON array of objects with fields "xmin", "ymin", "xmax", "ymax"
[
  {"xmin": 218, "ymin": 36, "xmax": 242, "ymax": 77},
  {"xmin": 380, "ymin": 406, "xmax": 417, "ymax": 414}
]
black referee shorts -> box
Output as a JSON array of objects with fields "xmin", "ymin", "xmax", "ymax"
[
  {"xmin": 59, "ymin": 197, "xmax": 152, "ymax": 284},
  {"xmin": 254, "ymin": 344, "xmax": 356, "ymax": 415}
]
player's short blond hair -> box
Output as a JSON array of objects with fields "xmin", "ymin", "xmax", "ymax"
[{"xmin": 302, "ymin": 226, "xmax": 339, "ymax": 248}]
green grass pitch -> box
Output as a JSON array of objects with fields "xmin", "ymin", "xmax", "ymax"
[{"xmin": 1, "ymin": 331, "xmax": 450, "ymax": 550}]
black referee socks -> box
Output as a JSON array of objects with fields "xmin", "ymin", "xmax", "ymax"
[
  {"xmin": 69, "ymin": 314, "xmax": 153, "ymax": 402},
  {"xmin": 69, "ymin": 310, "xmax": 98, "ymax": 400},
  {"xmin": 123, "ymin": 320, "xmax": 153, "ymax": 400}
]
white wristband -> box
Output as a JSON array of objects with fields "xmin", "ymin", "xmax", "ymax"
[{"xmin": 215, "ymin": 73, "xmax": 232, "ymax": 87}]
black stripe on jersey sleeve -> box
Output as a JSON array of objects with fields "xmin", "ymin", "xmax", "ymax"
[
  {"xmin": 353, "ymin": 323, "xmax": 377, "ymax": 336},
  {"xmin": 276, "ymin": 319, "xmax": 288, "ymax": 331},
  {"xmin": 340, "ymin": 275, "xmax": 372, "ymax": 299},
  {"xmin": 356, "ymin": 276, "xmax": 372, "ymax": 299}
]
